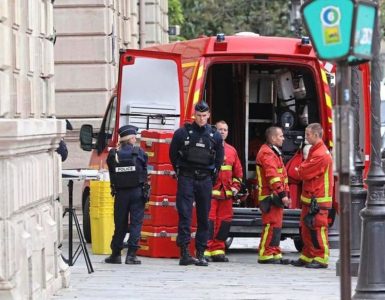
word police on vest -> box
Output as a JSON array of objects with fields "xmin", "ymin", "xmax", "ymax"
[
  {"xmin": 119, "ymin": 124, "xmax": 138, "ymax": 141},
  {"xmin": 116, "ymin": 166, "xmax": 136, "ymax": 172}
]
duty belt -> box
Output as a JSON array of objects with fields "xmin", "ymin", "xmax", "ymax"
[{"xmin": 179, "ymin": 168, "xmax": 211, "ymax": 180}]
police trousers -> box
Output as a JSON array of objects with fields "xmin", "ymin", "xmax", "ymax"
[
  {"xmin": 176, "ymin": 175, "xmax": 212, "ymax": 252},
  {"xmin": 110, "ymin": 186, "xmax": 144, "ymax": 253}
]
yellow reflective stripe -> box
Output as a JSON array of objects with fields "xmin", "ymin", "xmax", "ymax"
[
  {"xmin": 324, "ymin": 165, "xmax": 330, "ymax": 199},
  {"xmin": 232, "ymin": 178, "xmax": 241, "ymax": 183},
  {"xmin": 314, "ymin": 226, "xmax": 329, "ymax": 265},
  {"xmin": 211, "ymin": 249, "xmax": 225, "ymax": 256},
  {"xmin": 212, "ymin": 190, "xmax": 232, "ymax": 196},
  {"xmin": 301, "ymin": 195, "xmax": 332, "ymax": 204},
  {"xmin": 258, "ymin": 224, "xmax": 271, "ymax": 259},
  {"xmin": 284, "ymin": 178, "xmax": 288, "ymax": 184},
  {"xmin": 325, "ymin": 93, "xmax": 332, "ymax": 109},
  {"xmin": 273, "ymin": 253, "xmax": 282, "ymax": 260},
  {"xmin": 256, "ymin": 165, "xmax": 263, "ymax": 198},
  {"xmin": 204, "ymin": 250, "xmax": 211, "ymax": 256},
  {"xmin": 221, "ymin": 165, "xmax": 232, "ymax": 171},
  {"xmin": 269, "ymin": 177, "xmax": 281, "ymax": 185},
  {"xmin": 277, "ymin": 168, "xmax": 283, "ymax": 174},
  {"xmin": 299, "ymin": 254, "xmax": 313, "ymax": 263},
  {"xmin": 259, "ymin": 195, "xmax": 270, "ymax": 201}
]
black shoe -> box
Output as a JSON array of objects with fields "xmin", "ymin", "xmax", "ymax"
[
  {"xmin": 195, "ymin": 251, "xmax": 209, "ymax": 266},
  {"xmin": 125, "ymin": 248, "xmax": 141, "ymax": 264},
  {"xmin": 258, "ymin": 258, "xmax": 289, "ymax": 265},
  {"xmin": 105, "ymin": 254, "xmax": 122, "ymax": 264},
  {"xmin": 305, "ymin": 261, "xmax": 328, "ymax": 269},
  {"xmin": 179, "ymin": 245, "xmax": 198, "ymax": 266},
  {"xmin": 211, "ymin": 254, "xmax": 229, "ymax": 263},
  {"xmin": 290, "ymin": 259, "xmax": 308, "ymax": 267}
]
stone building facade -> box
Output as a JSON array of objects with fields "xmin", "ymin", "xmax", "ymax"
[
  {"xmin": 54, "ymin": 0, "xmax": 169, "ymax": 209},
  {"xmin": 0, "ymin": 1, "xmax": 69, "ymax": 299},
  {"xmin": 0, "ymin": 0, "xmax": 169, "ymax": 299}
]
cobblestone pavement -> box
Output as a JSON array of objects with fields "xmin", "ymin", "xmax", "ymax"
[{"xmin": 53, "ymin": 237, "xmax": 356, "ymax": 300}]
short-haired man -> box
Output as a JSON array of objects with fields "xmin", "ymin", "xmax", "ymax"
[
  {"xmin": 169, "ymin": 101, "xmax": 224, "ymax": 266},
  {"xmin": 256, "ymin": 126, "xmax": 291, "ymax": 264},
  {"xmin": 291, "ymin": 123, "xmax": 333, "ymax": 269},
  {"xmin": 204, "ymin": 120, "xmax": 243, "ymax": 262}
]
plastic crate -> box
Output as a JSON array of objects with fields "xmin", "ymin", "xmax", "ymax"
[
  {"xmin": 148, "ymin": 164, "xmax": 177, "ymax": 196},
  {"xmin": 90, "ymin": 180, "xmax": 114, "ymax": 207},
  {"xmin": 137, "ymin": 226, "xmax": 196, "ymax": 258},
  {"xmin": 90, "ymin": 206, "xmax": 114, "ymax": 255},
  {"xmin": 140, "ymin": 130, "xmax": 174, "ymax": 164},
  {"xmin": 143, "ymin": 195, "xmax": 197, "ymax": 227}
]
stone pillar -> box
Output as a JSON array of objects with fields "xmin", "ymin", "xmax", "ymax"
[{"xmin": 0, "ymin": 1, "xmax": 69, "ymax": 299}]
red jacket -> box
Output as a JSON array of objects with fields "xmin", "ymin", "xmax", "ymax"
[
  {"xmin": 256, "ymin": 144, "xmax": 289, "ymax": 200},
  {"xmin": 212, "ymin": 142, "xmax": 243, "ymax": 199},
  {"xmin": 297, "ymin": 140, "xmax": 333, "ymax": 208}
]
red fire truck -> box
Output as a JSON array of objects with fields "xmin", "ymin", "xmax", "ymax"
[{"xmin": 79, "ymin": 33, "xmax": 371, "ymax": 251}]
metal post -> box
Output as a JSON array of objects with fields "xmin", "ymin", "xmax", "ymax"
[
  {"xmin": 335, "ymin": 61, "xmax": 352, "ymax": 300},
  {"xmin": 336, "ymin": 66, "xmax": 367, "ymax": 278},
  {"xmin": 349, "ymin": 66, "xmax": 367, "ymax": 276},
  {"xmin": 353, "ymin": 12, "xmax": 385, "ymax": 300},
  {"xmin": 68, "ymin": 179, "xmax": 74, "ymax": 266}
]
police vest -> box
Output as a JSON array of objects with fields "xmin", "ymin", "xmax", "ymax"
[
  {"xmin": 113, "ymin": 147, "xmax": 146, "ymax": 188},
  {"xmin": 180, "ymin": 123, "xmax": 216, "ymax": 167}
]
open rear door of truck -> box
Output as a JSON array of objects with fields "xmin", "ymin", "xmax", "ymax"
[{"xmin": 117, "ymin": 50, "xmax": 185, "ymax": 133}]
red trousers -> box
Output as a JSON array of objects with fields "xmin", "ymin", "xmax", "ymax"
[
  {"xmin": 258, "ymin": 205, "xmax": 283, "ymax": 261},
  {"xmin": 206, "ymin": 199, "xmax": 233, "ymax": 254},
  {"xmin": 299, "ymin": 205, "xmax": 329, "ymax": 265}
]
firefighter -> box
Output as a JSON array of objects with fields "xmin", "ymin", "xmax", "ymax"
[
  {"xmin": 104, "ymin": 125, "xmax": 148, "ymax": 265},
  {"xmin": 291, "ymin": 123, "xmax": 333, "ymax": 269},
  {"xmin": 204, "ymin": 120, "xmax": 243, "ymax": 262},
  {"xmin": 169, "ymin": 101, "xmax": 224, "ymax": 266},
  {"xmin": 256, "ymin": 126, "xmax": 291, "ymax": 264}
]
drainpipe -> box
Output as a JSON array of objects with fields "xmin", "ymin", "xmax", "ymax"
[{"xmin": 139, "ymin": 0, "xmax": 146, "ymax": 49}]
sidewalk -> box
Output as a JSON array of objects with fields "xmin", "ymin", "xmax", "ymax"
[{"xmin": 53, "ymin": 237, "xmax": 356, "ymax": 300}]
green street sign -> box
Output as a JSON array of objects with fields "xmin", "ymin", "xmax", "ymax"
[
  {"xmin": 302, "ymin": 0, "xmax": 354, "ymax": 60},
  {"xmin": 301, "ymin": 0, "xmax": 377, "ymax": 63},
  {"xmin": 353, "ymin": 3, "xmax": 376, "ymax": 58}
]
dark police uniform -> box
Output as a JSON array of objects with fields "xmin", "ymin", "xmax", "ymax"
[
  {"xmin": 105, "ymin": 125, "xmax": 148, "ymax": 265},
  {"xmin": 169, "ymin": 102, "xmax": 224, "ymax": 266}
]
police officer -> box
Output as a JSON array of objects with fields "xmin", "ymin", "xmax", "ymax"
[
  {"xmin": 169, "ymin": 101, "xmax": 224, "ymax": 266},
  {"xmin": 104, "ymin": 125, "xmax": 148, "ymax": 265}
]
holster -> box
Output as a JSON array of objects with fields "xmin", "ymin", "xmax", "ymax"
[
  {"xmin": 142, "ymin": 183, "xmax": 151, "ymax": 203},
  {"xmin": 304, "ymin": 213, "xmax": 315, "ymax": 229},
  {"xmin": 309, "ymin": 197, "xmax": 320, "ymax": 215}
]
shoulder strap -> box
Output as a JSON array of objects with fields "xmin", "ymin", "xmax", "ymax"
[{"xmin": 132, "ymin": 146, "xmax": 139, "ymax": 164}]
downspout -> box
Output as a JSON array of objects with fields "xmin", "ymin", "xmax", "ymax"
[{"xmin": 139, "ymin": 0, "xmax": 145, "ymax": 49}]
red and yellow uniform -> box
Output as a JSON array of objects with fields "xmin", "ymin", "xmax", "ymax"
[
  {"xmin": 256, "ymin": 144, "xmax": 289, "ymax": 262},
  {"xmin": 205, "ymin": 142, "xmax": 243, "ymax": 259},
  {"xmin": 297, "ymin": 140, "xmax": 333, "ymax": 266}
]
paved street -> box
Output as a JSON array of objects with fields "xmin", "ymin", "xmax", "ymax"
[{"xmin": 53, "ymin": 233, "xmax": 356, "ymax": 300}]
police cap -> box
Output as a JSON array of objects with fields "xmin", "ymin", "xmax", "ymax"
[
  {"xmin": 194, "ymin": 101, "xmax": 210, "ymax": 113},
  {"xmin": 118, "ymin": 125, "xmax": 138, "ymax": 138}
]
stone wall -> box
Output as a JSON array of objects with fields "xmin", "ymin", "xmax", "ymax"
[
  {"xmin": 0, "ymin": 1, "xmax": 69, "ymax": 299},
  {"xmin": 53, "ymin": 0, "xmax": 169, "ymax": 209}
]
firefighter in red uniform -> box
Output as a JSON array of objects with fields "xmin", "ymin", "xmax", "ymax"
[
  {"xmin": 291, "ymin": 123, "xmax": 333, "ymax": 269},
  {"xmin": 256, "ymin": 126, "xmax": 291, "ymax": 264},
  {"xmin": 204, "ymin": 120, "xmax": 243, "ymax": 262}
]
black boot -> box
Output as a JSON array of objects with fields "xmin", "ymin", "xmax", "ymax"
[
  {"xmin": 105, "ymin": 250, "xmax": 122, "ymax": 264},
  {"xmin": 195, "ymin": 250, "xmax": 209, "ymax": 266},
  {"xmin": 179, "ymin": 245, "xmax": 198, "ymax": 266},
  {"xmin": 125, "ymin": 248, "xmax": 141, "ymax": 265}
]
